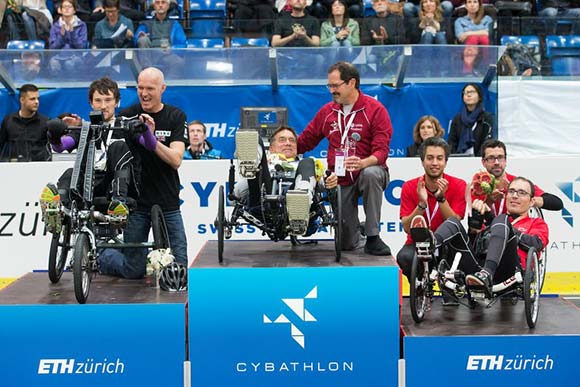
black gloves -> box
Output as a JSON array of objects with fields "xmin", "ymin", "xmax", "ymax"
[{"xmin": 46, "ymin": 119, "xmax": 68, "ymax": 145}]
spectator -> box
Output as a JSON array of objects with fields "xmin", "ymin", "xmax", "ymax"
[
  {"xmin": 49, "ymin": 0, "xmax": 88, "ymax": 49},
  {"xmin": 459, "ymin": 44, "xmax": 484, "ymax": 76},
  {"xmin": 448, "ymin": 83, "xmax": 494, "ymax": 156},
  {"xmin": 454, "ymin": 0, "xmax": 492, "ymax": 45},
  {"xmin": 92, "ymin": 0, "xmax": 135, "ymax": 48},
  {"xmin": 135, "ymin": 0, "xmax": 186, "ymax": 48},
  {"xmin": 320, "ymin": 0, "xmax": 360, "ymax": 47},
  {"xmin": 91, "ymin": 0, "xmax": 145, "ymax": 25},
  {"xmin": 4, "ymin": 0, "xmax": 52, "ymax": 41},
  {"xmin": 297, "ymin": 61, "xmax": 393, "ymax": 255},
  {"xmin": 406, "ymin": 115, "xmax": 444, "ymax": 157},
  {"xmin": 404, "ymin": 0, "xmax": 453, "ymax": 18},
  {"xmin": 396, "ymin": 137, "xmax": 467, "ymax": 284},
  {"xmin": 184, "ymin": 120, "xmax": 222, "ymax": 160},
  {"xmin": 98, "ymin": 67, "xmax": 189, "ymax": 279},
  {"xmin": 309, "ymin": 0, "xmax": 363, "ymax": 19},
  {"xmin": 417, "ymin": 0, "xmax": 449, "ymax": 44},
  {"xmin": 0, "ymin": 83, "xmax": 51, "ymax": 162},
  {"xmin": 537, "ymin": 0, "xmax": 580, "ymax": 34},
  {"xmin": 361, "ymin": 0, "xmax": 405, "ymax": 45},
  {"xmin": 231, "ymin": 0, "xmax": 277, "ymax": 34},
  {"xmin": 271, "ymin": 0, "xmax": 320, "ymax": 47}
]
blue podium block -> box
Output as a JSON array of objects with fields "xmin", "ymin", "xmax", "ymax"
[{"xmin": 189, "ymin": 265, "xmax": 400, "ymax": 387}]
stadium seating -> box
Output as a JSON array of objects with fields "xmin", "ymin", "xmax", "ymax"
[
  {"xmin": 545, "ymin": 35, "xmax": 580, "ymax": 75},
  {"xmin": 186, "ymin": 38, "xmax": 225, "ymax": 48},
  {"xmin": 230, "ymin": 38, "xmax": 269, "ymax": 47},
  {"xmin": 6, "ymin": 40, "xmax": 46, "ymax": 50},
  {"xmin": 189, "ymin": 0, "xmax": 226, "ymax": 38}
]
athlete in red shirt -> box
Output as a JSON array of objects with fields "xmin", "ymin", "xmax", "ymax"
[{"xmin": 397, "ymin": 137, "xmax": 467, "ymax": 281}]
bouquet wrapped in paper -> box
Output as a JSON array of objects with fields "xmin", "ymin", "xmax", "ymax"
[{"xmin": 146, "ymin": 248, "xmax": 175, "ymax": 276}]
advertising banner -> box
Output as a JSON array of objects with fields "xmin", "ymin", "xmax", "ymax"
[
  {"xmin": 1, "ymin": 156, "xmax": 579, "ymax": 277},
  {"xmin": 0, "ymin": 303, "xmax": 185, "ymax": 387},
  {"xmin": 405, "ymin": 335, "xmax": 580, "ymax": 387},
  {"xmin": 188, "ymin": 266, "xmax": 400, "ymax": 387}
]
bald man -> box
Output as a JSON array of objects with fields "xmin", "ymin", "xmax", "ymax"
[{"xmin": 98, "ymin": 67, "xmax": 190, "ymax": 279}]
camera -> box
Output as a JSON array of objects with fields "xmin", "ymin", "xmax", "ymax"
[{"xmin": 126, "ymin": 119, "xmax": 148, "ymax": 134}]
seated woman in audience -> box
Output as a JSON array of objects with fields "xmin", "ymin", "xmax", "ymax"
[
  {"xmin": 92, "ymin": 0, "xmax": 134, "ymax": 48},
  {"xmin": 448, "ymin": 83, "xmax": 494, "ymax": 156},
  {"xmin": 49, "ymin": 0, "xmax": 88, "ymax": 49},
  {"xmin": 454, "ymin": 0, "xmax": 492, "ymax": 45},
  {"xmin": 417, "ymin": 0, "xmax": 449, "ymax": 44},
  {"xmin": 406, "ymin": 115, "xmax": 444, "ymax": 157},
  {"xmin": 320, "ymin": 0, "xmax": 360, "ymax": 47}
]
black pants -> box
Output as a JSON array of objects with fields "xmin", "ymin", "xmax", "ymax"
[
  {"xmin": 57, "ymin": 141, "xmax": 139, "ymax": 207},
  {"xmin": 397, "ymin": 215, "xmax": 521, "ymax": 284}
]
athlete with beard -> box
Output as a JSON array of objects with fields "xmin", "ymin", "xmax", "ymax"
[{"xmin": 396, "ymin": 136, "xmax": 467, "ymax": 283}]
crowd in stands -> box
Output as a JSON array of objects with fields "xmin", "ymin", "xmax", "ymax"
[{"xmin": 1, "ymin": 0, "xmax": 579, "ymax": 49}]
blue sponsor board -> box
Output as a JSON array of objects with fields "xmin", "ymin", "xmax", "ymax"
[
  {"xmin": 0, "ymin": 304, "xmax": 185, "ymax": 387},
  {"xmin": 189, "ymin": 266, "xmax": 400, "ymax": 387},
  {"xmin": 405, "ymin": 335, "xmax": 580, "ymax": 387}
]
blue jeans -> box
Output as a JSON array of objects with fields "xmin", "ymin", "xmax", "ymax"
[
  {"xmin": 420, "ymin": 31, "xmax": 447, "ymax": 44},
  {"xmin": 98, "ymin": 209, "xmax": 188, "ymax": 279}
]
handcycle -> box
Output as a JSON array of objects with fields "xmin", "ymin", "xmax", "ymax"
[
  {"xmin": 214, "ymin": 132, "xmax": 342, "ymax": 263},
  {"xmin": 46, "ymin": 111, "xmax": 170, "ymax": 304},
  {"xmin": 408, "ymin": 225, "xmax": 541, "ymax": 329}
]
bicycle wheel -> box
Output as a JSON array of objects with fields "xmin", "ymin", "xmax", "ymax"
[
  {"xmin": 217, "ymin": 185, "xmax": 225, "ymax": 263},
  {"xmin": 73, "ymin": 232, "xmax": 91, "ymax": 304},
  {"xmin": 333, "ymin": 186, "xmax": 342, "ymax": 263},
  {"xmin": 151, "ymin": 204, "xmax": 170, "ymax": 250},
  {"xmin": 524, "ymin": 248, "xmax": 540, "ymax": 328},
  {"xmin": 48, "ymin": 217, "xmax": 72, "ymax": 284},
  {"xmin": 410, "ymin": 254, "xmax": 429, "ymax": 323}
]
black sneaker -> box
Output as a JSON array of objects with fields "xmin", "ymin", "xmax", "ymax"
[
  {"xmin": 364, "ymin": 237, "xmax": 391, "ymax": 256},
  {"xmin": 466, "ymin": 270, "xmax": 493, "ymax": 297},
  {"xmin": 442, "ymin": 292, "xmax": 459, "ymax": 306}
]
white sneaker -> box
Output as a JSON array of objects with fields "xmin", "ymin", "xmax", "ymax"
[
  {"xmin": 235, "ymin": 130, "xmax": 260, "ymax": 178},
  {"xmin": 286, "ymin": 190, "xmax": 311, "ymax": 236}
]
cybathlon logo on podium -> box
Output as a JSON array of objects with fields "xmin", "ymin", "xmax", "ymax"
[
  {"xmin": 189, "ymin": 266, "xmax": 400, "ymax": 387},
  {"xmin": 263, "ymin": 286, "xmax": 318, "ymax": 349}
]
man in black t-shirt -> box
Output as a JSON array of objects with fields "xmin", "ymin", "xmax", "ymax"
[
  {"xmin": 272, "ymin": 0, "xmax": 320, "ymax": 47},
  {"xmin": 98, "ymin": 67, "xmax": 189, "ymax": 279}
]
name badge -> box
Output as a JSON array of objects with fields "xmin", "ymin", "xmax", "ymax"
[{"xmin": 335, "ymin": 149, "xmax": 345, "ymax": 177}]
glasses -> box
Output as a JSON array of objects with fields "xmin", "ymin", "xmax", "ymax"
[
  {"xmin": 275, "ymin": 136, "xmax": 296, "ymax": 144},
  {"xmin": 60, "ymin": 3, "xmax": 74, "ymax": 9},
  {"xmin": 507, "ymin": 188, "xmax": 531, "ymax": 197},
  {"xmin": 326, "ymin": 81, "xmax": 346, "ymax": 90},
  {"xmin": 104, "ymin": 8, "xmax": 119, "ymax": 13},
  {"xmin": 483, "ymin": 155, "xmax": 506, "ymax": 163},
  {"xmin": 463, "ymin": 90, "xmax": 477, "ymax": 96}
]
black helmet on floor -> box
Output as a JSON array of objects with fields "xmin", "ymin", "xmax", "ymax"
[{"xmin": 159, "ymin": 262, "xmax": 188, "ymax": 291}]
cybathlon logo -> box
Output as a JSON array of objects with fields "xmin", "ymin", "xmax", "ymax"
[
  {"xmin": 556, "ymin": 177, "xmax": 580, "ymax": 226},
  {"xmin": 263, "ymin": 286, "xmax": 317, "ymax": 349},
  {"xmin": 466, "ymin": 354, "xmax": 554, "ymax": 371},
  {"xmin": 38, "ymin": 358, "xmax": 125, "ymax": 375}
]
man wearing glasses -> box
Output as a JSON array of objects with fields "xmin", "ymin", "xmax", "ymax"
[
  {"xmin": 472, "ymin": 139, "xmax": 563, "ymax": 214},
  {"xmin": 297, "ymin": 61, "xmax": 393, "ymax": 256},
  {"xmin": 409, "ymin": 176, "xmax": 549, "ymax": 297}
]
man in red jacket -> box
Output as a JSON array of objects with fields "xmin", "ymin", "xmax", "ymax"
[{"xmin": 297, "ymin": 61, "xmax": 393, "ymax": 255}]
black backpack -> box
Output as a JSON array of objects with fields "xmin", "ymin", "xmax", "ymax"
[{"xmin": 499, "ymin": 43, "xmax": 541, "ymax": 75}]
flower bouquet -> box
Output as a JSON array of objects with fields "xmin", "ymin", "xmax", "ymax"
[
  {"xmin": 146, "ymin": 248, "xmax": 175, "ymax": 288},
  {"xmin": 471, "ymin": 170, "xmax": 497, "ymax": 199}
]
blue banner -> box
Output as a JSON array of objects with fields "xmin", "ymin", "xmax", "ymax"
[
  {"xmin": 0, "ymin": 303, "xmax": 185, "ymax": 387},
  {"xmin": 0, "ymin": 84, "xmax": 497, "ymax": 160},
  {"xmin": 188, "ymin": 266, "xmax": 400, "ymax": 387},
  {"xmin": 405, "ymin": 335, "xmax": 580, "ymax": 387}
]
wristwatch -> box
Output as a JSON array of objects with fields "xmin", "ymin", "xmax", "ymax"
[
  {"xmin": 436, "ymin": 196, "xmax": 446, "ymax": 203},
  {"xmin": 417, "ymin": 202, "xmax": 427, "ymax": 210}
]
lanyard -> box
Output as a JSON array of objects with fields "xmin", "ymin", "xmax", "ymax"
[
  {"xmin": 337, "ymin": 109, "xmax": 357, "ymax": 147},
  {"xmin": 493, "ymin": 197, "xmax": 505, "ymax": 216},
  {"xmin": 424, "ymin": 200, "xmax": 439, "ymax": 227}
]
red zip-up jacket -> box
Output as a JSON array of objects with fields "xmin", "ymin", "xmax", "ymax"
[{"xmin": 297, "ymin": 91, "xmax": 393, "ymax": 185}]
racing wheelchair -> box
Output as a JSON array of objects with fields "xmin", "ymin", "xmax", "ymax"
[
  {"xmin": 45, "ymin": 112, "xmax": 170, "ymax": 304},
  {"xmin": 408, "ymin": 219, "xmax": 543, "ymax": 329},
  {"xmin": 215, "ymin": 131, "xmax": 342, "ymax": 263}
]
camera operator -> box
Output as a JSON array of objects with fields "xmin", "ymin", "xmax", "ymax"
[
  {"xmin": 40, "ymin": 76, "xmax": 142, "ymax": 232},
  {"xmin": 98, "ymin": 67, "xmax": 189, "ymax": 279}
]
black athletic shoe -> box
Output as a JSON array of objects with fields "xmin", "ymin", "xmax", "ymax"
[
  {"xmin": 466, "ymin": 270, "xmax": 493, "ymax": 297},
  {"xmin": 364, "ymin": 237, "xmax": 391, "ymax": 256}
]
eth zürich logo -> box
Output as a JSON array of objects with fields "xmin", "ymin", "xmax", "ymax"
[
  {"xmin": 556, "ymin": 177, "xmax": 580, "ymax": 227},
  {"xmin": 263, "ymin": 286, "xmax": 317, "ymax": 349}
]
